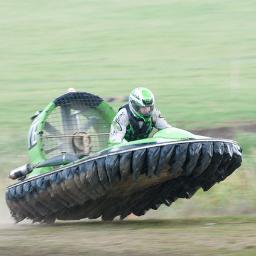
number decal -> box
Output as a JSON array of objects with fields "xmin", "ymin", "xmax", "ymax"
[{"xmin": 28, "ymin": 119, "xmax": 39, "ymax": 149}]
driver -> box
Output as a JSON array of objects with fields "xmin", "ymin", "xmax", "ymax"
[{"xmin": 109, "ymin": 87, "xmax": 171, "ymax": 144}]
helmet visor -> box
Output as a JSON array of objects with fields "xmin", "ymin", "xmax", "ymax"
[{"xmin": 138, "ymin": 106, "xmax": 154, "ymax": 117}]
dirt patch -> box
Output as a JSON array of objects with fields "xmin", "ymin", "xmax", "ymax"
[
  {"xmin": 0, "ymin": 217, "xmax": 256, "ymax": 256},
  {"xmin": 191, "ymin": 121, "xmax": 256, "ymax": 139}
]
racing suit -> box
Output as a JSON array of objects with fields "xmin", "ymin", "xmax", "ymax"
[{"xmin": 109, "ymin": 104, "xmax": 171, "ymax": 144}]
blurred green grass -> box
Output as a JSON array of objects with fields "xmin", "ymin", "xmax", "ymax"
[{"xmin": 0, "ymin": 0, "xmax": 255, "ymax": 216}]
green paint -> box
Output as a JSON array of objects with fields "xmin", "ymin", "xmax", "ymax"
[
  {"xmin": 109, "ymin": 127, "xmax": 204, "ymax": 150},
  {"xmin": 27, "ymin": 102, "xmax": 56, "ymax": 177},
  {"xmin": 141, "ymin": 88, "xmax": 151, "ymax": 101},
  {"xmin": 97, "ymin": 101, "xmax": 116, "ymax": 123}
]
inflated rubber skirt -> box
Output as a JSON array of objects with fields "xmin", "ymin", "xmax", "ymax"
[{"xmin": 6, "ymin": 139, "xmax": 242, "ymax": 223}]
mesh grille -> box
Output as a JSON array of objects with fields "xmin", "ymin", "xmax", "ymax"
[
  {"xmin": 54, "ymin": 92, "xmax": 103, "ymax": 107},
  {"xmin": 42, "ymin": 92, "xmax": 110, "ymax": 159}
]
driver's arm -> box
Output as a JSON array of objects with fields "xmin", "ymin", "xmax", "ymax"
[
  {"xmin": 153, "ymin": 108, "xmax": 171, "ymax": 130},
  {"xmin": 108, "ymin": 108, "xmax": 129, "ymax": 145}
]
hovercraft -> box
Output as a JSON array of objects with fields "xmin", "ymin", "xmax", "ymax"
[{"xmin": 5, "ymin": 91, "xmax": 242, "ymax": 223}]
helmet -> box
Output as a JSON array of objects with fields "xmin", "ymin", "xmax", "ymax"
[{"xmin": 129, "ymin": 87, "xmax": 155, "ymax": 119}]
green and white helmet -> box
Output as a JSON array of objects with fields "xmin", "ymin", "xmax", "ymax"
[{"xmin": 129, "ymin": 87, "xmax": 155, "ymax": 118}]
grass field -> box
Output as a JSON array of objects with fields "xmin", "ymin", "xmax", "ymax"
[
  {"xmin": 1, "ymin": 1, "xmax": 256, "ymax": 129},
  {"xmin": 0, "ymin": 1, "xmax": 256, "ymax": 254}
]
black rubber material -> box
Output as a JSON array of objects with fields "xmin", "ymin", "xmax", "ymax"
[
  {"xmin": 54, "ymin": 92, "xmax": 103, "ymax": 108},
  {"xmin": 6, "ymin": 139, "xmax": 242, "ymax": 223}
]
